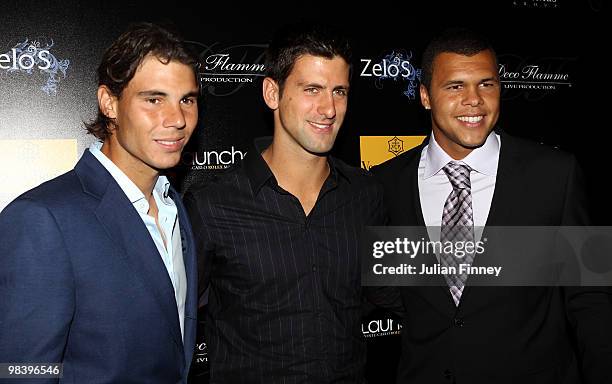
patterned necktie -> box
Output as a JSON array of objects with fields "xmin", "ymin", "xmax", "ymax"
[{"xmin": 440, "ymin": 162, "xmax": 474, "ymax": 306}]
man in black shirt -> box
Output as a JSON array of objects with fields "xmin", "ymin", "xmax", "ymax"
[{"xmin": 184, "ymin": 22, "xmax": 384, "ymax": 383}]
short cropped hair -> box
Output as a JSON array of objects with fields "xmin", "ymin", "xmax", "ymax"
[{"xmin": 420, "ymin": 28, "xmax": 497, "ymax": 90}]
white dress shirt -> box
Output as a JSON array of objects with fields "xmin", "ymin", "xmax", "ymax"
[
  {"xmin": 89, "ymin": 141, "xmax": 187, "ymax": 340},
  {"xmin": 418, "ymin": 131, "xmax": 501, "ymax": 243}
]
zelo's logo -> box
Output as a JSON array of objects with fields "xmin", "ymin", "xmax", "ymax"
[
  {"xmin": 362, "ymin": 318, "xmax": 402, "ymax": 338},
  {"xmin": 0, "ymin": 38, "xmax": 70, "ymax": 96},
  {"xmin": 359, "ymin": 50, "xmax": 421, "ymax": 100},
  {"xmin": 360, "ymin": 57, "xmax": 412, "ymax": 79},
  {"xmin": 0, "ymin": 48, "xmax": 51, "ymax": 70}
]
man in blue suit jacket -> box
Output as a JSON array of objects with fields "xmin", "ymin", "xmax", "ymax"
[{"xmin": 0, "ymin": 23, "xmax": 200, "ymax": 383}]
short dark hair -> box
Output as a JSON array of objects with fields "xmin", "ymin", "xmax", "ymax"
[
  {"xmin": 420, "ymin": 28, "xmax": 497, "ymax": 90},
  {"xmin": 264, "ymin": 22, "xmax": 352, "ymax": 95},
  {"xmin": 85, "ymin": 22, "xmax": 198, "ymax": 140}
]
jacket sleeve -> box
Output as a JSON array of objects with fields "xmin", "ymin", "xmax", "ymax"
[
  {"xmin": 362, "ymin": 171, "xmax": 406, "ymax": 317},
  {"xmin": 182, "ymin": 189, "xmax": 214, "ymax": 308},
  {"xmin": 562, "ymin": 156, "xmax": 612, "ymax": 384},
  {"xmin": 0, "ymin": 198, "xmax": 74, "ymax": 383}
]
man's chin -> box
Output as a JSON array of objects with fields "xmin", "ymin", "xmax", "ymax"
[
  {"xmin": 462, "ymin": 141, "xmax": 487, "ymax": 150},
  {"xmin": 304, "ymin": 148, "xmax": 332, "ymax": 157},
  {"xmin": 461, "ymin": 132, "xmax": 493, "ymax": 149},
  {"xmin": 302, "ymin": 142, "xmax": 334, "ymax": 156},
  {"xmin": 150, "ymin": 159, "xmax": 182, "ymax": 172}
]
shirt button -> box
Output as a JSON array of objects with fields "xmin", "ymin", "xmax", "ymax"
[
  {"xmin": 312, "ymin": 264, "xmax": 317, "ymax": 272},
  {"xmin": 454, "ymin": 318, "xmax": 464, "ymax": 327},
  {"xmin": 443, "ymin": 369, "xmax": 453, "ymax": 380}
]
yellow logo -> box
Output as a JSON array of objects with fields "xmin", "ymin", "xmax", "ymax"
[
  {"xmin": 360, "ymin": 136, "xmax": 426, "ymax": 170},
  {"xmin": 0, "ymin": 139, "xmax": 77, "ymax": 212}
]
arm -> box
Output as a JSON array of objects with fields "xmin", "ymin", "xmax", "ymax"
[
  {"xmin": 182, "ymin": 190, "xmax": 214, "ymax": 308},
  {"xmin": 0, "ymin": 198, "xmax": 74, "ymax": 383},
  {"xmin": 561, "ymin": 156, "xmax": 612, "ymax": 383},
  {"xmin": 362, "ymin": 179, "xmax": 407, "ymax": 317}
]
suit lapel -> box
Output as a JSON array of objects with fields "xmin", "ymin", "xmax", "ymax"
[
  {"xmin": 482, "ymin": 132, "xmax": 524, "ymax": 227},
  {"xmin": 76, "ymin": 151, "xmax": 184, "ymax": 351},
  {"xmin": 401, "ymin": 150, "xmax": 426, "ymax": 227},
  {"xmin": 172, "ymin": 188, "xmax": 198, "ymax": 372},
  {"xmin": 458, "ymin": 132, "xmax": 524, "ymax": 310}
]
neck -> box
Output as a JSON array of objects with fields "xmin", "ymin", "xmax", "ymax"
[
  {"xmin": 431, "ymin": 130, "xmax": 473, "ymax": 160},
  {"xmin": 101, "ymin": 141, "xmax": 159, "ymax": 198},
  {"xmin": 262, "ymin": 140, "xmax": 330, "ymax": 193}
]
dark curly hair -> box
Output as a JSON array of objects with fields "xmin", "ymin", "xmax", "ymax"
[{"xmin": 85, "ymin": 22, "xmax": 198, "ymax": 140}]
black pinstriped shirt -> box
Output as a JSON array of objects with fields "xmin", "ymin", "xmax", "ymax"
[{"xmin": 184, "ymin": 138, "xmax": 385, "ymax": 384}]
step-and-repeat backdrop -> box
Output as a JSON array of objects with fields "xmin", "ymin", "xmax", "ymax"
[{"xmin": 1, "ymin": 1, "xmax": 605, "ymax": 382}]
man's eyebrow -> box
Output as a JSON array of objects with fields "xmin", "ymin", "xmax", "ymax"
[
  {"xmin": 296, "ymin": 82, "xmax": 350, "ymax": 90},
  {"xmin": 480, "ymin": 76, "xmax": 498, "ymax": 82},
  {"xmin": 442, "ymin": 76, "xmax": 498, "ymax": 87},
  {"xmin": 297, "ymin": 82, "xmax": 325, "ymax": 88},
  {"xmin": 182, "ymin": 91, "xmax": 200, "ymax": 98},
  {"xmin": 137, "ymin": 90, "xmax": 167, "ymax": 97},
  {"xmin": 442, "ymin": 80, "xmax": 464, "ymax": 87},
  {"xmin": 136, "ymin": 90, "xmax": 199, "ymax": 98}
]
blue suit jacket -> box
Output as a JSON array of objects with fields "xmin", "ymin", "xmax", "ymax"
[{"xmin": 0, "ymin": 150, "xmax": 198, "ymax": 383}]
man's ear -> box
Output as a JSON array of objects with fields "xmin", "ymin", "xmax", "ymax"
[
  {"xmin": 262, "ymin": 77, "xmax": 280, "ymax": 110},
  {"xmin": 98, "ymin": 85, "xmax": 118, "ymax": 120},
  {"xmin": 419, "ymin": 84, "xmax": 431, "ymax": 110}
]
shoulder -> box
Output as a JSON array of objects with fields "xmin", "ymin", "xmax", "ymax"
[
  {"xmin": 331, "ymin": 157, "xmax": 385, "ymax": 203},
  {"xmin": 6, "ymin": 170, "xmax": 84, "ymax": 211},
  {"xmin": 369, "ymin": 144, "xmax": 423, "ymax": 178},
  {"xmin": 0, "ymin": 170, "xmax": 86, "ymax": 231},
  {"xmin": 502, "ymin": 133, "xmax": 563, "ymax": 155},
  {"xmin": 332, "ymin": 157, "xmax": 379, "ymax": 186},
  {"xmin": 501, "ymin": 132, "xmax": 577, "ymax": 171},
  {"xmin": 182, "ymin": 163, "xmax": 250, "ymax": 206}
]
